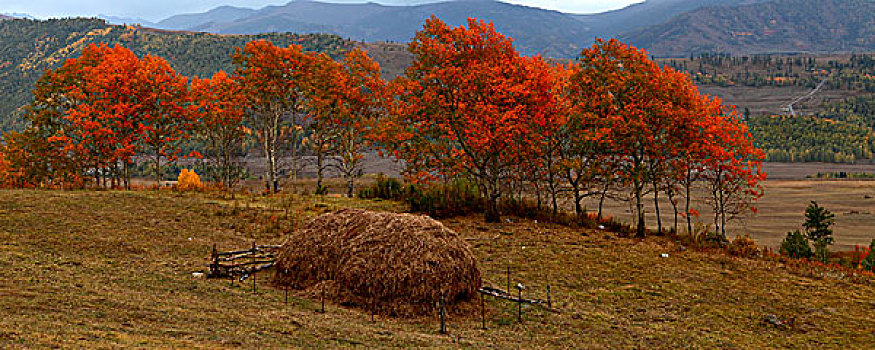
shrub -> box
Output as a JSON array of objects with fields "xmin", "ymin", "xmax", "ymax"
[
  {"xmin": 358, "ymin": 174, "xmax": 403, "ymax": 200},
  {"xmin": 780, "ymin": 230, "xmax": 813, "ymax": 259},
  {"xmin": 863, "ymin": 239, "xmax": 875, "ymax": 272},
  {"xmin": 728, "ymin": 234, "xmax": 759, "ymax": 258},
  {"xmin": 315, "ymin": 184, "xmax": 328, "ymax": 196},
  {"xmin": 177, "ymin": 169, "xmax": 203, "ymax": 191},
  {"xmin": 406, "ymin": 178, "xmax": 483, "ymax": 218}
]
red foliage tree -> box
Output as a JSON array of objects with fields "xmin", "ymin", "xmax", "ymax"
[
  {"xmin": 383, "ymin": 17, "xmax": 557, "ymax": 222},
  {"xmin": 191, "ymin": 71, "xmax": 246, "ymax": 188},
  {"xmin": 233, "ymin": 40, "xmax": 314, "ymax": 193}
]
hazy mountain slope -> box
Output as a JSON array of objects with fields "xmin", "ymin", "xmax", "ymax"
[
  {"xmin": 98, "ymin": 14, "xmax": 156, "ymax": 27},
  {"xmin": 575, "ymin": 0, "xmax": 769, "ymax": 37},
  {"xmin": 157, "ymin": 5, "xmax": 256, "ymax": 30},
  {"xmin": 624, "ymin": 0, "xmax": 875, "ymax": 57},
  {"xmin": 154, "ymin": 0, "xmax": 594, "ymax": 58}
]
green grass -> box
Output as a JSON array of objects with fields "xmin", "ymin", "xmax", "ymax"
[{"xmin": 1, "ymin": 189, "xmax": 874, "ymax": 348}]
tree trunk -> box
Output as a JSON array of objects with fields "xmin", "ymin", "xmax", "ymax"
[
  {"xmin": 653, "ymin": 180, "xmax": 662, "ymax": 234},
  {"xmin": 484, "ymin": 177, "xmax": 501, "ymax": 223},
  {"xmin": 485, "ymin": 195, "xmax": 501, "ymax": 223},
  {"xmin": 685, "ymin": 170, "xmax": 693, "ymax": 235},
  {"xmin": 667, "ymin": 188, "xmax": 679, "ymax": 234},
  {"xmin": 598, "ymin": 182, "xmax": 608, "ymax": 220},
  {"xmin": 154, "ymin": 154, "xmax": 162, "ymax": 189},
  {"xmin": 635, "ymin": 181, "xmax": 646, "ymax": 238},
  {"xmin": 316, "ymin": 147, "xmax": 324, "ymax": 192}
]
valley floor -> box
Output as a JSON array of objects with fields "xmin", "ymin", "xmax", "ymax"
[{"xmin": 1, "ymin": 190, "xmax": 874, "ymax": 348}]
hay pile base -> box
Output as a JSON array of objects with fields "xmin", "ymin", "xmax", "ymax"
[{"xmin": 274, "ymin": 209, "xmax": 481, "ymax": 316}]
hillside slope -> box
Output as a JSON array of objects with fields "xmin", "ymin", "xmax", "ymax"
[
  {"xmin": 1, "ymin": 190, "xmax": 873, "ymax": 348},
  {"xmin": 0, "ymin": 18, "xmax": 353, "ymax": 131},
  {"xmin": 624, "ymin": 0, "xmax": 875, "ymax": 57}
]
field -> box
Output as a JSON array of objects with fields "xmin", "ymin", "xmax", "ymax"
[
  {"xmin": 2, "ymin": 190, "xmax": 875, "ymax": 348},
  {"xmin": 592, "ymin": 179, "xmax": 875, "ymax": 251},
  {"xmin": 586, "ymin": 162, "xmax": 875, "ymax": 251}
]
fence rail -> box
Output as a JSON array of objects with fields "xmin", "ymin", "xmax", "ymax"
[{"xmin": 208, "ymin": 243, "xmax": 281, "ymax": 279}]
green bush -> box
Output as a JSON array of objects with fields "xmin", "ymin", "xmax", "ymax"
[
  {"xmin": 406, "ymin": 178, "xmax": 483, "ymax": 218},
  {"xmin": 863, "ymin": 239, "xmax": 875, "ymax": 271},
  {"xmin": 358, "ymin": 174, "xmax": 404, "ymax": 200},
  {"xmin": 780, "ymin": 230, "xmax": 813, "ymax": 259}
]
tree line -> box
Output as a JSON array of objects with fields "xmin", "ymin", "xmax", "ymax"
[{"xmin": 0, "ymin": 17, "xmax": 766, "ymax": 238}]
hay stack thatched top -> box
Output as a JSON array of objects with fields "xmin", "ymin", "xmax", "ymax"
[{"xmin": 274, "ymin": 209, "xmax": 481, "ymax": 316}]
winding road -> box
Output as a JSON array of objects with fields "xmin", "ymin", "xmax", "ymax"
[{"xmin": 786, "ymin": 76, "xmax": 828, "ymax": 116}]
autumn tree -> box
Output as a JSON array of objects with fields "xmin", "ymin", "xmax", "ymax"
[
  {"xmin": 573, "ymin": 39, "xmax": 673, "ymax": 237},
  {"xmin": 191, "ymin": 71, "xmax": 246, "ymax": 188},
  {"xmin": 302, "ymin": 53, "xmax": 342, "ymax": 194},
  {"xmin": 331, "ymin": 49, "xmax": 385, "ymax": 197},
  {"xmin": 384, "ymin": 17, "xmax": 557, "ymax": 222},
  {"xmin": 134, "ymin": 54, "xmax": 196, "ymax": 185},
  {"xmin": 234, "ymin": 40, "xmax": 313, "ymax": 193},
  {"xmin": 702, "ymin": 109, "xmax": 766, "ymax": 238}
]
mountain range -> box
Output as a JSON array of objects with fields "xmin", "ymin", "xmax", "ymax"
[
  {"xmin": 623, "ymin": 0, "xmax": 875, "ymax": 57},
  {"xmin": 94, "ymin": 0, "xmax": 788, "ymax": 58},
  {"xmin": 12, "ymin": 0, "xmax": 875, "ymax": 58}
]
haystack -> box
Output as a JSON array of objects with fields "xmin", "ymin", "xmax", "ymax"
[{"xmin": 274, "ymin": 209, "xmax": 481, "ymax": 316}]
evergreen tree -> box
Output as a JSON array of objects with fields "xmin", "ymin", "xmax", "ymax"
[
  {"xmin": 780, "ymin": 230, "xmax": 813, "ymax": 259},
  {"xmin": 803, "ymin": 201, "xmax": 835, "ymax": 263}
]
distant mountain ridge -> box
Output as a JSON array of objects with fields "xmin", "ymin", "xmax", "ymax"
[
  {"xmin": 156, "ymin": 0, "xmax": 594, "ymax": 58},
  {"xmin": 153, "ymin": 0, "xmax": 860, "ymax": 58},
  {"xmin": 624, "ymin": 0, "xmax": 875, "ymax": 57}
]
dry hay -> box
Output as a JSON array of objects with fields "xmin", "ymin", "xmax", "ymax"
[{"xmin": 274, "ymin": 209, "xmax": 481, "ymax": 316}]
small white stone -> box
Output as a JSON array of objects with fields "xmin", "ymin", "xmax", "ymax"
[
  {"xmin": 598, "ymin": 225, "xmax": 606, "ymax": 230},
  {"xmin": 660, "ymin": 253, "xmax": 669, "ymax": 258},
  {"xmin": 192, "ymin": 272, "xmax": 205, "ymax": 278}
]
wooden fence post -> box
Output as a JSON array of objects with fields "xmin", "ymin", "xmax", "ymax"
[
  {"xmin": 480, "ymin": 292, "xmax": 486, "ymax": 330},
  {"xmin": 546, "ymin": 284, "xmax": 552, "ymax": 309},
  {"xmin": 516, "ymin": 283, "xmax": 525, "ymax": 323},
  {"xmin": 439, "ymin": 294, "xmax": 447, "ymax": 334}
]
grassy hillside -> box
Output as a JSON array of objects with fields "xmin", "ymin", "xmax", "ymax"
[
  {"xmin": 0, "ymin": 18, "xmax": 353, "ymax": 131},
  {"xmin": 1, "ymin": 190, "xmax": 874, "ymax": 348}
]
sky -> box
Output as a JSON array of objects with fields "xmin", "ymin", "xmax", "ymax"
[{"xmin": 2, "ymin": 0, "xmax": 645, "ymax": 22}]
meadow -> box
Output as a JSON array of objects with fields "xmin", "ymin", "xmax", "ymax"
[
  {"xmin": 2, "ymin": 189, "xmax": 874, "ymax": 348},
  {"xmin": 592, "ymin": 178, "xmax": 875, "ymax": 251}
]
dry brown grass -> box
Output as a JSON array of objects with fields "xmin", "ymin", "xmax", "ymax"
[
  {"xmin": 587, "ymin": 179, "xmax": 875, "ymax": 251},
  {"xmin": 1, "ymin": 189, "xmax": 874, "ymax": 348}
]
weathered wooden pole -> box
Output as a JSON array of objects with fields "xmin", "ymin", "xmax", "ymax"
[
  {"xmin": 546, "ymin": 284, "xmax": 552, "ymax": 309},
  {"xmin": 516, "ymin": 283, "xmax": 525, "ymax": 323},
  {"xmin": 439, "ymin": 295, "xmax": 447, "ymax": 334},
  {"xmin": 480, "ymin": 292, "xmax": 487, "ymax": 330},
  {"xmin": 506, "ymin": 265, "xmax": 511, "ymax": 292}
]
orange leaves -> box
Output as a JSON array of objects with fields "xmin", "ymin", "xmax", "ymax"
[{"xmin": 176, "ymin": 169, "xmax": 203, "ymax": 191}]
